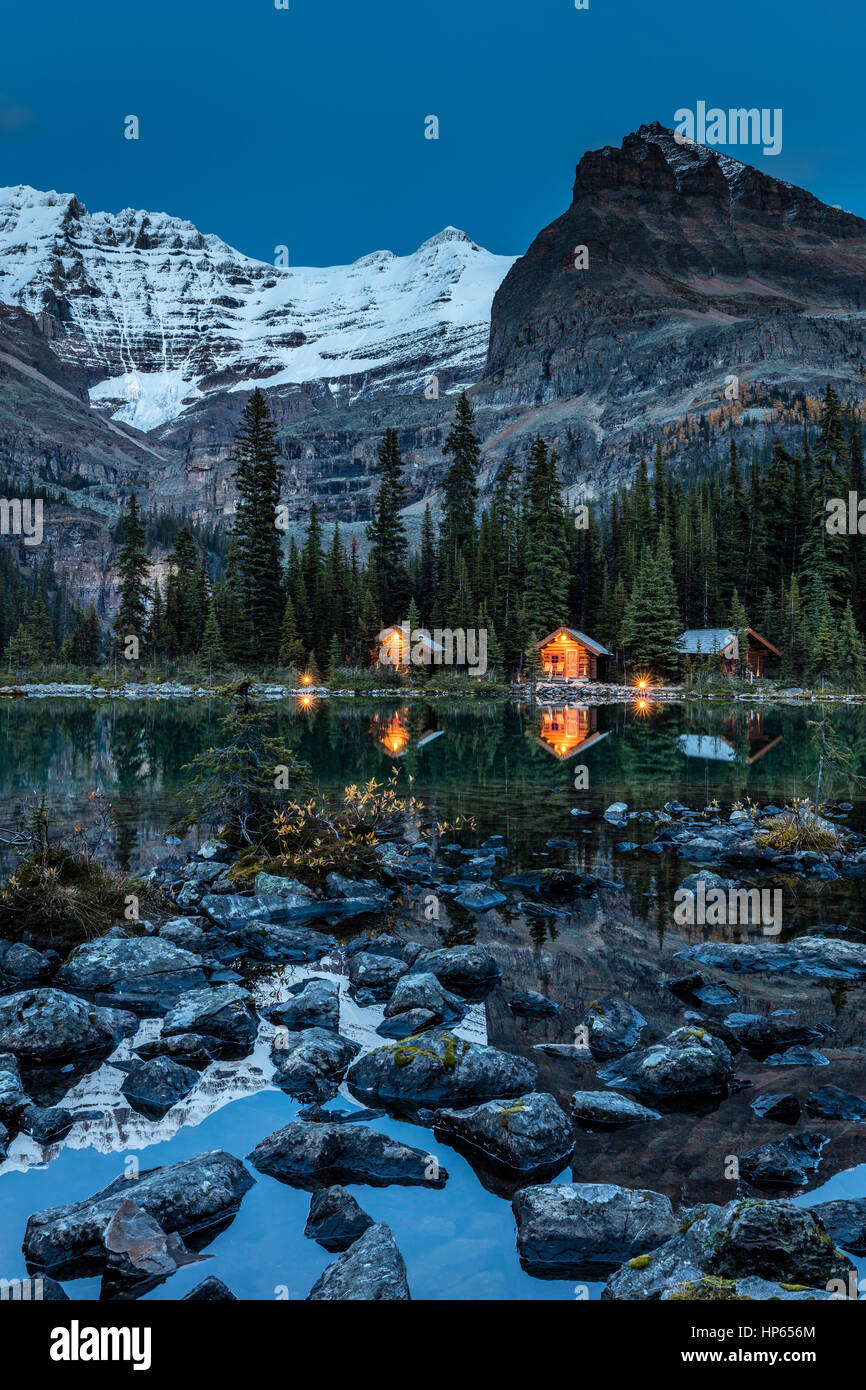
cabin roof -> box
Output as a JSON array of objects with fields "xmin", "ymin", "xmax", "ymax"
[
  {"xmin": 379, "ymin": 624, "xmax": 445, "ymax": 653},
  {"xmin": 677, "ymin": 628, "xmax": 737, "ymax": 654},
  {"xmin": 744, "ymin": 627, "xmax": 782, "ymax": 657},
  {"xmin": 536, "ymin": 626, "xmax": 611, "ymax": 657}
]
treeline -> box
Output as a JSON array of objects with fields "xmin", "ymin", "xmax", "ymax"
[{"xmin": 3, "ymin": 383, "xmax": 866, "ymax": 685}]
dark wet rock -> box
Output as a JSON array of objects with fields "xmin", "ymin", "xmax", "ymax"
[
  {"xmin": 517, "ymin": 900, "xmax": 570, "ymax": 921},
  {"xmin": 377, "ymin": 1008, "xmax": 439, "ymax": 1038},
  {"xmin": 571, "ymin": 1090, "xmax": 661, "ymax": 1128},
  {"xmin": 740, "ymin": 1131, "xmax": 828, "ymax": 1187},
  {"xmin": 270, "ymin": 1028, "xmax": 359, "ymax": 1099},
  {"xmin": 254, "ymin": 873, "xmax": 316, "ymax": 900},
  {"xmin": 0, "ymin": 940, "xmax": 55, "ymax": 981},
  {"xmin": 804, "ymin": 1084, "xmax": 866, "ymax": 1122},
  {"xmin": 545, "ymin": 838, "xmax": 576, "ymax": 850},
  {"xmin": 135, "ymin": 1032, "xmax": 218, "ymax": 1069},
  {"xmin": 603, "ymin": 802, "xmax": 629, "ymax": 826},
  {"xmin": 157, "ymin": 917, "xmax": 214, "ymax": 954},
  {"xmin": 20, "ymin": 1105, "xmax": 74, "ymax": 1143},
  {"xmin": 347, "ymin": 1032, "xmax": 537, "ymax": 1109},
  {"xmin": 325, "ymin": 872, "xmax": 387, "ymax": 904},
  {"xmin": 453, "ymin": 883, "xmax": 506, "ymax": 912},
  {"xmin": 23, "ymin": 1150, "xmax": 255, "ymax": 1274},
  {"xmin": 121, "ymin": 1057, "xmax": 200, "ymax": 1117},
  {"xmin": 0, "ymin": 1120, "xmax": 8, "ymax": 1159},
  {"xmin": 676, "ymin": 936, "xmax": 866, "ymax": 980},
  {"xmin": 347, "ymin": 951, "xmax": 408, "ymax": 999},
  {"xmin": 201, "ymin": 891, "xmax": 331, "ymax": 930},
  {"xmin": 615, "ymin": 841, "xmax": 640, "ymax": 853},
  {"xmin": 0, "ymin": 1061, "xmax": 29, "ymax": 1124},
  {"xmin": 582, "ymin": 995, "xmax": 647, "ymax": 1060},
  {"xmin": 304, "ymin": 1185, "xmax": 374, "ymax": 1251},
  {"xmin": 383, "ymin": 971, "xmax": 463, "ymax": 1023},
  {"xmin": 764, "ymin": 1046, "xmax": 829, "ymax": 1067},
  {"xmin": 434, "ymin": 1091, "xmax": 573, "ymax": 1174},
  {"xmin": 58, "ymin": 938, "xmax": 207, "ymax": 1009},
  {"xmin": 247, "ymin": 1120, "xmax": 446, "ymax": 1188},
  {"xmin": 508, "ymin": 991, "xmax": 559, "ymax": 1017},
  {"xmin": 513, "ymin": 1182, "xmax": 677, "ymax": 1276},
  {"xmin": 0, "ymin": 989, "xmax": 137, "ymax": 1060},
  {"xmin": 602, "ymin": 1198, "xmax": 852, "ymax": 1299},
  {"xmin": 808, "ymin": 1198, "xmax": 866, "ymax": 1253},
  {"xmin": 410, "ymin": 944, "xmax": 501, "ymax": 998},
  {"xmin": 598, "ymin": 1027, "xmax": 734, "ymax": 1100},
  {"xmin": 263, "ymin": 977, "xmax": 340, "ymax": 1032},
  {"xmin": 102, "ymin": 1198, "xmax": 210, "ymax": 1282},
  {"xmin": 183, "ymin": 1275, "xmax": 238, "ymax": 1300},
  {"xmin": 161, "ymin": 984, "xmax": 258, "ymax": 1053},
  {"xmin": 501, "ymin": 868, "xmax": 622, "ymax": 899},
  {"xmin": 343, "ymin": 934, "xmax": 407, "ymax": 961},
  {"xmin": 228, "ymin": 920, "xmax": 337, "ymax": 963},
  {"xmin": 307, "ymin": 1222, "xmax": 409, "ymax": 1301},
  {"xmin": 751, "ymin": 1093, "xmax": 802, "ymax": 1123},
  {"xmin": 722, "ymin": 1012, "xmax": 823, "ymax": 1052}
]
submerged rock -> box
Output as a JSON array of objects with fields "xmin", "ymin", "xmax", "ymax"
[
  {"xmin": 453, "ymin": 883, "xmax": 506, "ymax": 912},
  {"xmin": 306, "ymin": 1222, "xmax": 409, "ymax": 1300},
  {"xmin": 571, "ymin": 1090, "xmax": 662, "ymax": 1128},
  {"xmin": 0, "ymin": 989, "xmax": 136, "ymax": 1060},
  {"xmin": 675, "ymin": 936, "xmax": 866, "ymax": 981},
  {"xmin": 603, "ymin": 1199, "xmax": 852, "ymax": 1299},
  {"xmin": 347, "ymin": 1032, "xmax": 537, "ymax": 1108},
  {"xmin": 23, "ymin": 1150, "xmax": 255, "ymax": 1273},
  {"xmin": 183, "ymin": 1275, "xmax": 238, "ymax": 1300},
  {"xmin": 597, "ymin": 1027, "xmax": 734, "ymax": 1101},
  {"xmin": 434, "ymin": 1092, "xmax": 573, "ymax": 1174},
  {"xmin": 739, "ymin": 1131, "xmax": 828, "ymax": 1187},
  {"xmin": 121, "ymin": 1057, "xmax": 200, "ymax": 1117},
  {"xmin": 304, "ymin": 1186, "xmax": 374, "ymax": 1251},
  {"xmin": 507, "ymin": 991, "xmax": 559, "ymax": 1017},
  {"xmin": 513, "ymin": 1183, "xmax": 677, "ymax": 1276},
  {"xmin": 750, "ymin": 1092, "xmax": 802, "ymax": 1123},
  {"xmin": 808, "ymin": 1197, "xmax": 866, "ymax": 1253},
  {"xmin": 805, "ymin": 1084, "xmax": 866, "ymax": 1122},
  {"xmin": 763, "ymin": 1046, "xmax": 829, "ymax": 1068},
  {"xmin": 246, "ymin": 1120, "xmax": 447, "ymax": 1188}
]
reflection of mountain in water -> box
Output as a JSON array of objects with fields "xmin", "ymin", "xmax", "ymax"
[{"xmin": 0, "ymin": 964, "xmax": 487, "ymax": 1174}]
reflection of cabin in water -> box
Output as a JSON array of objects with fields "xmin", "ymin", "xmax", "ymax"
[
  {"xmin": 370, "ymin": 708, "xmax": 444, "ymax": 758},
  {"xmin": 677, "ymin": 712, "xmax": 781, "ymax": 765},
  {"xmin": 535, "ymin": 628, "xmax": 610, "ymax": 681},
  {"xmin": 534, "ymin": 705, "xmax": 609, "ymax": 760}
]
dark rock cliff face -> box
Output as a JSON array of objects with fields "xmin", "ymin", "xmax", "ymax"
[{"xmin": 480, "ymin": 123, "xmax": 866, "ymax": 469}]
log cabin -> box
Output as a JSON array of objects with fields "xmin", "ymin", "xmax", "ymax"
[
  {"xmin": 676, "ymin": 628, "xmax": 780, "ymax": 677},
  {"xmin": 535, "ymin": 627, "xmax": 611, "ymax": 681}
]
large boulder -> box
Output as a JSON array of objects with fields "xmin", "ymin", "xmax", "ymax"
[
  {"xmin": 434, "ymin": 1092, "xmax": 573, "ymax": 1174},
  {"xmin": 383, "ymin": 972, "xmax": 463, "ymax": 1024},
  {"xmin": 58, "ymin": 938, "xmax": 206, "ymax": 1008},
  {"xmin": 721, "ymin": 1012, "xmax": 824, "ymax": 1051},
  {"xmin": 408, "ymin": 945, "xmax": 501, "ymax": 998},
  {"xmin": 805, "ymin": 1084, "xmax": 866, "ymax": 1122},
  {"xmin": 264, "ymin": 977, "xmax": 340, "ymax": 1032},
  {"xmin": 0, "ymin": 989, "xmax": 136, "ymax": 1060},
  {"xmin": 581, "ymin": 995, "xmax": 647, "ymax": 1059},
  {"xmin": 305, "ymin": 1186, "xmax": 374, "ymax": 1251},
  {"xmin": 306, "ymin": 1222, "xmax": 409, "ymax": 1300},
  {"xmin": 246, "ymin": 1120, "xmax": 447, "ymax": 1188},
  {"xmin": 347, "ymin": 1032, "xmax": 537, "ymax": 1108},
  {"xmin": 513, "ymin": 1183, "xmax": 677, "ymax": 1276},
  {"xmin": 161, "ymin": 984, "xmax": 258, "ymax": 1053},
  {"xmin": 23, "ymin": 1150, "xmax": 254, "ymax": 1274},
  {"xmin": 598, "ymin": 1027, "xmax": 734, "ymax": 1101},
  {"xmin": 269, "ymin": 1028, "xmax": 359, "ymax": 1098},
  {"xmin": 347, "ymin": 951, "xmax": 408, "ymax": 999},
  {"xmin": 226, "ymin": 921, "xmax": 338, "ymax": 963},
  {"xmin": 603, "ymin": 1199, "xmax": 853, "ymax": 1299}
]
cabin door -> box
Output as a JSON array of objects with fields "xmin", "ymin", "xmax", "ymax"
[{"xmin": 565, "ymin": 647, "xmax": 579, "ymax": 678}]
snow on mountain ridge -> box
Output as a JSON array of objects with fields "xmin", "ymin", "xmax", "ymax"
[{"xmin": 0, "ymin": 186, "xmax": 516, "ymax": 430}]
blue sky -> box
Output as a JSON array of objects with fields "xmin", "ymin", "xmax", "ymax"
[{"xmin": 1, "ymin": 0, "xmax": 862, "ymax": 266}]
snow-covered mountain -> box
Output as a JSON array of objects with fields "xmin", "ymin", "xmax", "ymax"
[{"xmin": 0, "ymin": 185, "xmax": 516, "ymax": 431}]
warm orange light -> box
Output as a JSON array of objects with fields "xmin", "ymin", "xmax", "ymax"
[
  {"xmin": 301, "ymin": 695, "xmax": 312, "ymax": 706},
  {"xmin": 638, "ymin": 699, "xmax": 647, "ymax": 710},
  {"xmin": 301, "ymin": 674, "xmax": 312, "ymax": 685},
  {"xmin": 638, "ymin": 679, "xmax": 647, "ymax": 689}
]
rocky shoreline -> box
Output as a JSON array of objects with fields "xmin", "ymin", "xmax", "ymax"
[{"xmin": 2, "ymin": 796, "xmax": 866, "ymax": 1300}]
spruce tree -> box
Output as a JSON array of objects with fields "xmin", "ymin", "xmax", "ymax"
[
  {"xmin": 114, "ymin": 491, "xmax": 150, "ymax": 651},
  {"xmin": 228, "ymin": 388, "xmax": 284, "ymax": 665},
  {"xmin": 366, "ymin": 429, "xmax": 409, "ymax": 619}
]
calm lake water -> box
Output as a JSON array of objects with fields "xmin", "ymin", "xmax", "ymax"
[{"xmin": 1, "ymin": 695, "xmax": 865, "ymax": 1301}]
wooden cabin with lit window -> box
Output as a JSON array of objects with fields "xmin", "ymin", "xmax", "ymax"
[
  {"xmin": 535, "ymin": 628, "xmax": 610, "ymax": 681},
  {"xmin": 374, "ymin": 625, "xmax": 444, "ymax": 671},
  {"xmin": 676, "ymin": 628, "xmax": 780, "ymax": 678}
]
